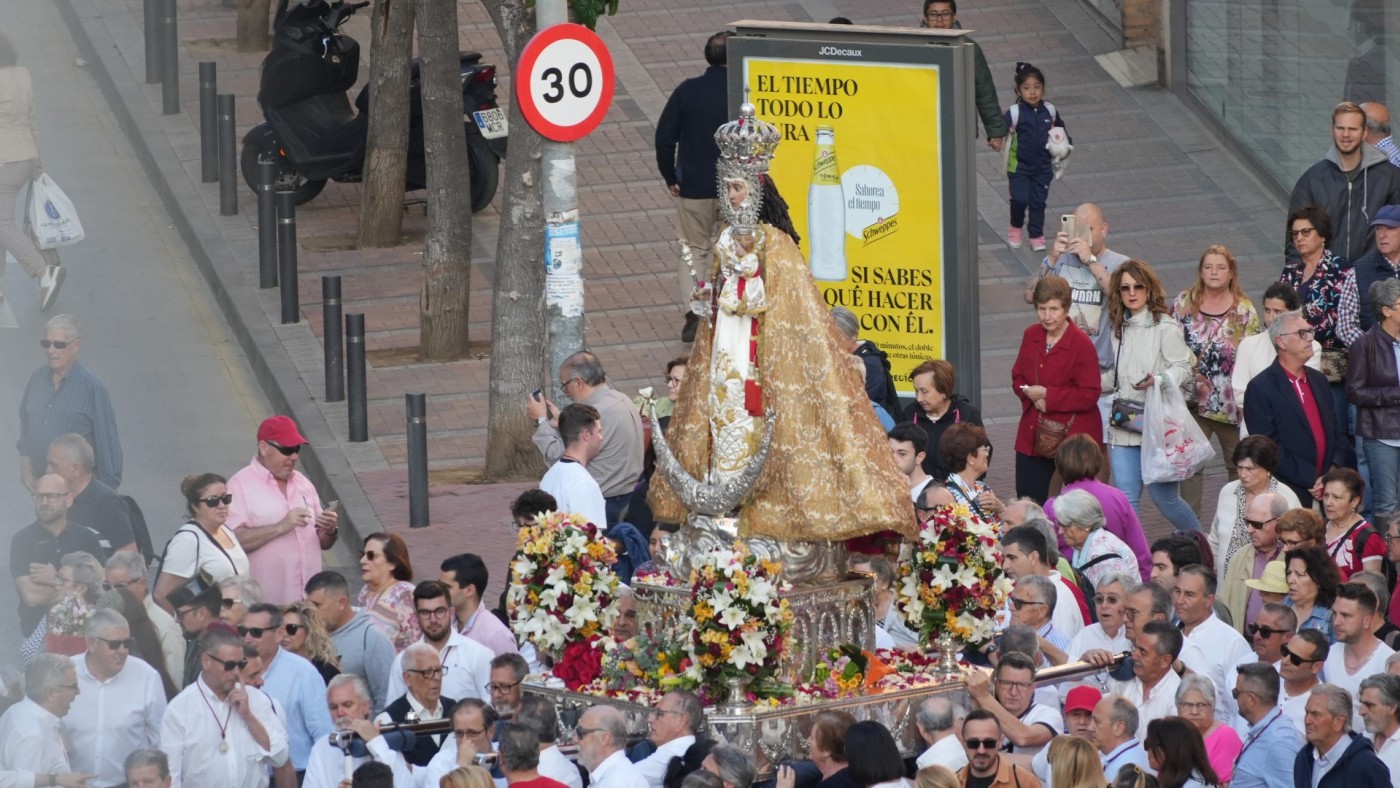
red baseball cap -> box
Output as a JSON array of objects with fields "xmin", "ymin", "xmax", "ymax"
[
  {"xmin": 257, "ymin": 415, "xmax": 308, "ymax": 447},
  {"xmin": 1065, "ymin": 685, "xmax": 1103, "ymax": 715}
]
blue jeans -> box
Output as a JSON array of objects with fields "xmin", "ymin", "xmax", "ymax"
[
  {"xmin": 1363, "ymin": 437, "xmax": 1400, "ymax": 519},
  {"xmin": 1109, "ymin": 444, "xmax": 1201, "ymax": 531},
  {"xmin": 604, "ymin": 493, "xmax": 632, "ymax": 527}
]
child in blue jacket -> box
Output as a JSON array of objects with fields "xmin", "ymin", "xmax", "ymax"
[{"xmin": 1004, "ymin": 62, "xmax": 1069, "ymax": 252}]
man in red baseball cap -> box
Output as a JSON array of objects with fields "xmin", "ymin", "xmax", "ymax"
[
  {"xmin": 224, "ymin": 416, "xmax": 339, "ymax": 604},
  {"xmin": 1063, "ymin": 685, "xmax": 1102, "ymax": 738}
]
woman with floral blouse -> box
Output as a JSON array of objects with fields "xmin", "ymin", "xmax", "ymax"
[
  {"xmin": 1280, "ymin": 205, "xmax": 1351, "ymax": 386},
  {"xmin": 1172, "ymin": 244, "xmax": 1262, "ymax": 514}
]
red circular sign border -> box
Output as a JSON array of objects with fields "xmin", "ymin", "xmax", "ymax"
[{"xmin": 514, "ymin": 24, "xmax": 616, "ymax": 142}]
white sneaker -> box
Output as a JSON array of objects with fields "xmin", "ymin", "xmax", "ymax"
[{"xmin": 39, "ymin": 264, "xmax": 65, "ymax": 312}]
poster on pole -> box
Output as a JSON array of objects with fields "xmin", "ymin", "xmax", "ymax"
[{"xmin": 728, "ymin": 23, "xmax": 977, "ymax": 400}]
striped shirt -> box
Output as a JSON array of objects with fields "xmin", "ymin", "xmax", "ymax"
[{"xmin": 18, "ymin": 362, "xmax": 122, "ymax": 488}]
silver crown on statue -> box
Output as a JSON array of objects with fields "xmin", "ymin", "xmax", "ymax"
[{"xmin": 714, "ymin": 94, "xmax": 781, "ymax": 179}]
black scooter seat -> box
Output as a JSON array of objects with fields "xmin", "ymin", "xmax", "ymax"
[{"xmin": 267, "ymin": 93, "xmax": 368, "ymax": 180}]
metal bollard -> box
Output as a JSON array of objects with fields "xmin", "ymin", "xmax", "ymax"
[
  {"xmin": 217, "ymin": 94, "xmax": 237, "ymax": 214},
  {"xmin": 257, "ymin": 161, "xmax": 278, "ymax": 288},
  {"xmin": 323, "ymin": 276, "xmax": 345, "ymax": 402},
  {"xmin": 159, "ymin": 0, "xmax": 179, "ymax": 115},
  {"xmin": 199, "ymin": 64, "xmax": 218, "ymax": 182},
  {"xmin": 144, "ymin": 0, "xmax": 161, "ymax": 84},
  {"xmin": 346, "ymin": 314, "xmax": 368, "ymax": 442},
  {"xmin": 276, "ymin": 191, "xmax": 298, "ymax": 323},
  {"xmin": 406, "ymin": 393, "xmax": 429, "ymax": 528}
]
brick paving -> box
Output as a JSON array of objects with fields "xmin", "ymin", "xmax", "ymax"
[{"xmin": 64, "ymin": 0, "xmax": 1297, "ymax": 582}]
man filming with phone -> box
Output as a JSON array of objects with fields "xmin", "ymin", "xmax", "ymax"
[
  {"xmin": 1024, "ymin": 204, "xmax": 1129, "ymax": 431},
  {"xmin": 227, "ymin": 416, "xmax": 340, "ymax": 605}
]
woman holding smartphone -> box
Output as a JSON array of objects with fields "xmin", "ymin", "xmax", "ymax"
[{"xmin": 1104, "ymin": 260, "xmax": 1200, "ymax": 531}]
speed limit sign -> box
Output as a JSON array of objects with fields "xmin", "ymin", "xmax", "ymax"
[{"xmin": 516, "ymin": 24, "xmax": 616, "ymax": 142}]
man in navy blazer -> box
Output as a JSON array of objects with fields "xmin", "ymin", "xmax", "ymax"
[{"xmin": 1245, "ymin": 310, "xmax": 1345, "ymax": 503}]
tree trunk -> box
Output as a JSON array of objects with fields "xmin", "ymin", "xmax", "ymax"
[
  {"xmin": 234, "ymin": 0, "xmax": 271, "ymax": 51},
  {"xmin": 414, "ymin": 0, "xmax": 473, "ymax": 358},
  {"xmin": 355, "ymin": 0, "xmax": 415, "ymax": 249},
  {"xmin": 482, "ymin": 0, "xmax": 548, "ymax": 480}
]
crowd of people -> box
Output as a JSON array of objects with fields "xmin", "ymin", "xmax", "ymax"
[{"xmin": 6, "ymin": 1, "xmax": 1400, "ymax": 787}]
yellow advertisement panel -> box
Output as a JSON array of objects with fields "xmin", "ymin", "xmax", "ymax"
[{"xmin": 744, "ymin": 58, "xmax": 944, "ymax": 393}]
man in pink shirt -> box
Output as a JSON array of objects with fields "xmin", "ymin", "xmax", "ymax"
[
  {"xmin": 440, "ymin": 553, "xmax": 520, "ymax": 656},
  {"xmin": 226, "ymin": 416, "xmax": 339, "ymax": 604}
]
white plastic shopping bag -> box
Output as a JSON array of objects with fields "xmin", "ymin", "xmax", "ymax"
[
  {"xmin": 29, "ymin": 173, "xmax": 85, "ymax": 249},
  {"xmin": 1141, "ymin": 379, "xmax": 1215, "ymax": 484}
]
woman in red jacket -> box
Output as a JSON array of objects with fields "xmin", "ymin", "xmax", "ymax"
[{"xmin": 1011, "ymin": 275, "xmax": 1104, "ymax": 502}]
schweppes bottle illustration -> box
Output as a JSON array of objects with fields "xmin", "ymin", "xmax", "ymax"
[{"xmin": 807, "ymin": 126, "xmax": 847, "ymax": 281}]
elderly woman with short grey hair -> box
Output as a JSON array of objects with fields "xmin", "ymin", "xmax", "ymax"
[
  {"xmin": 1054, "ymin": 489, "xmax": 1136, "ymax": 587},
  {"xmin": 1175, "ymin": 673, "xmax": 1242, "ymax": 783},
  {"xmin": 1346, "ymin": 277, "xmax": 1400, "ymax": 517}
]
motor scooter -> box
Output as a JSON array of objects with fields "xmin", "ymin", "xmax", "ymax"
[{"xmin": 240, "ymin": 0, "xmax": 508, "ymax": 211}]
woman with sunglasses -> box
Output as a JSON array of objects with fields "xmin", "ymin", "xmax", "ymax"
[
  {"xmin": 358, "ymin": 532, "xmax": 419, "ymax": 652},
  {"xmin": 1280, "ymin": 205, "xmax": 1350, "ymax": 397},
  {"xmin": 1105, "ymin": 260, "xmax": 1199, "ymax": 532},
  {"xmin": 1285, "ymin": 544, "xmax": 1341, "ymax": 642},
  {"xmin": 281, "ymin": 601, "xmax": 341, "ymax": 684},
  {"xmin": 153, "ymin": 473, "xmax": 250, "ymax": 613}
]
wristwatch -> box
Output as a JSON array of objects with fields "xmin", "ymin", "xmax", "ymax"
[
  {"xmin": 535, "ymin": 416, "xmax": 548, "ymax": 427},
  {"xmin": 1086, "ymin": 254, "xmax": 1100, "ymax": 266}
]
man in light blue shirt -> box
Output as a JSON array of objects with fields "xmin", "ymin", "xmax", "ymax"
[
  {"xmin": 1091, "ymin": 695, "xmax": 1150, "ymax": 783},
  {"xmin": 243, "ymin": 603, "xmax": 333, "ymax": 776},
  {"xmin": 1232, "ymin": 663, "xmax": 1302, "ymax": 788}
]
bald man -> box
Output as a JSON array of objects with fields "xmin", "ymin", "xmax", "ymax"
[
  {"xmin": 1362, "ymin": 102, "xmax": 1400, "ymax": 168},
  {"xmin": 1022, "ymin": 203, "xmax": 1127, "ymax": 372}
]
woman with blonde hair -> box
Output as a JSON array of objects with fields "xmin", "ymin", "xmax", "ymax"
[
  {"xmin": 914, "ymin": 765, "xmax": 959, "ymax": 788},
  {"xmin": 280, "ymin": 601, "xmax": 340, "ymax": 684},
  {"xmin": 441, "ymin": 765, "xmax": 497, "ymax": 788},
  {"xmin": 1048, "ymin": 736, "xmax": 1105, "ymax": 788},
  {"xmin": 1172, "ymin": 244, "xmax": 1262, "ymax": 512}
]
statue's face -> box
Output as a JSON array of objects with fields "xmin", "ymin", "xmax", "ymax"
[{"xmin": 717, "ymin": 174, "xmax": 762, "ymax": 233}]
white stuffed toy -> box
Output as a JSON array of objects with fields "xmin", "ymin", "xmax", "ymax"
[{"xmin": 1047, "ymin": 127, "xmax": 1072, "ymax": 180}]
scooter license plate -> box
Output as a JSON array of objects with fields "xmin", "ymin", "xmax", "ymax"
[{"xmin": 472, "ymin": 109, "xmax": 508, "ymax": 139}]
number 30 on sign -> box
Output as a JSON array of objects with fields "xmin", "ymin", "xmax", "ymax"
[{"xmin": 515, "ymin": 24, "xmax": 616, "ymax": 142}]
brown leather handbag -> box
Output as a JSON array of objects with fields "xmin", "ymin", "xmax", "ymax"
[{"xmin": 1033, "ymin": 415, "xmax": 1074, "ymax": 458}]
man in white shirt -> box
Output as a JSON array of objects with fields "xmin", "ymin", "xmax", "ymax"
[
  {"xmin": 888, "ymin": 423, "xmax": 935, "ymax": 502},
  {"xmin": 516, "ymin": 696, "xmax": 584, "ymax": 788},
  {"xmin": 386, "ymin": 581, "xmax": 494, "ymax": 704},
  {"xmin": 418, "ymin": 700, "xmax": 503, "ymax": 788},
  {"xmin": 303, "ymin": 675, "xmax": 413, "ymax": 788},
  {"xmin": 1172, "ymin": 565, "xmax": 1252, "ymax": 720},
  {"xmin": 966, "ymin": 652, "xmax": 1064, "ymax": 759},
  {"xmin": 104, "ymin": 551, "xmax": 184, "ymax": 685},
  {"xmin": 1091, "ymin": 695, "xmax": 1149, "ymax": 783},
  {"xmin": 1358, "ymin": 674, "xmax": 1400, "ymax": 778},
  {"xmin": 489, "ymin": 654, "xmax": 530, "ymax": 722},
  {"xmin": 1324, "ymin": 582, "xmax": 1396, "ymax": 730},
  {"xmin": 577, "ymin": 705, "xmax": 648, "ymax": 788},
  {"xmin": 1224, "ymin": 602, "xmax": 1296, "ymax": 727},
  {"xmin": 1111, "ymin": 620, "xmax": 1182, "ymax": 740},
  {"xmin": 1066, "ymin": 573, "xmax": 1135, "ymax": 698},
  {"xmin": 1280, "ymin": 630, "xmax": 1328, "ymax": 735},
  {"xmin": 1001, "ymin": 526, "xmax": 1086, "ymax": 638},
  {"xmin": 0, "ymin": 654, "xmax": 81, "ymax": 781},
  {"xmin": 538, "ymin": 404, "xmax": 607, "ymax": 527},
  {"xmin": 124, "ymin": 749, "xmax": 172, "ymax": 788},
  {"xmin": 64, "ymin": 609, "xmax": 166, "ymax": 788},
  {"xmin": 160, "ymin": 626, "xmax": 289, "ymax": 787},
  {"xmin": 635, "ymin": 691, "xmax": 701, "ymax": 788},
  {"xmin": 914, "ymin": 695, "xmax": 968, "ymax": 771}
]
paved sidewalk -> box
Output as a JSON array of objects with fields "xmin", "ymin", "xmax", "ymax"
[{"xmin": 57, "ymin": 0, "xmax": 1293, "ymax": 599}]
